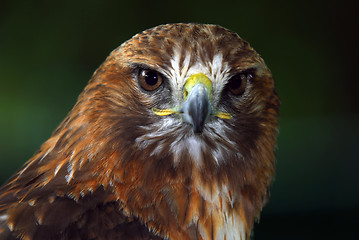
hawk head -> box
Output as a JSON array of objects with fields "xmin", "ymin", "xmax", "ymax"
[{"xmin": 0, "ymin": 23, "xmax": 279, "ymax": 240}]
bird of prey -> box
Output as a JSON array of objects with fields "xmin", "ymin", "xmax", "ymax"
[{"xmin": 0, "ymin": 23, "xmax": 279, "ymax": 240}]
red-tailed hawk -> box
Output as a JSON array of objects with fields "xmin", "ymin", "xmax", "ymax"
[{"xmin": 0, "ymin": 23, "xmax": 279, "ymax": 240}]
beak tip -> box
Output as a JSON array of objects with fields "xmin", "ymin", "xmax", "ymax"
[{"xmin": 192, "ymin": 125, "xmax": 204, "ymax": 134}]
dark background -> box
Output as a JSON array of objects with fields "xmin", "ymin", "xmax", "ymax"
[{"xmin": 0, "ymin": 0, "xmax": 358, "ymax": 239}]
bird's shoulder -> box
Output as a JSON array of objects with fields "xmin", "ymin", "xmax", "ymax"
[{"xmin": 0, "ymin": 186, "xmax": 161, "ymax": 240}]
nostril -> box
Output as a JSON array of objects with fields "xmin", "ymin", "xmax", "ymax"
[{"xmin": 184, "ymin": 89, "xmax": 188, "ymax": 99}]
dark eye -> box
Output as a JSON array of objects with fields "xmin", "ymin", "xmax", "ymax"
[
  {"xmin": 227, "ymin": 72, "xmax": 251, "ymax": 96},
  {"xmin": 138, "ymin": 69, "xmax": 163, "ymax": 91}
]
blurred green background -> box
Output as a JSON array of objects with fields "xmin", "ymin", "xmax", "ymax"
[{"xmin": 0, "ymin": 0, "xmax": 358, "ymax": 239}]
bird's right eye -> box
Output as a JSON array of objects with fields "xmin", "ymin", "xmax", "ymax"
[{"xmin": 138, "ymin": 69, "xmax": 163, "ymax": 91}]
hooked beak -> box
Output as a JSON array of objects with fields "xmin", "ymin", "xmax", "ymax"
[
  {"xmin": 181, "ymin": 73, "xmax": 212, "ymax": 133},
  {"xmin": 152, "ymin": 73, "xmax": 231, "ymax": 133}
]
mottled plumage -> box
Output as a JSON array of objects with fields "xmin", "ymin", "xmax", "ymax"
[{"xmin": 0, "ymin": 23, "xmax": 279, "ymax": 240}]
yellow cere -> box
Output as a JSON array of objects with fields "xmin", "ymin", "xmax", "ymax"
[{"xmin": 183, "ymin": 73, "xmax": 213, "ymax": 100}]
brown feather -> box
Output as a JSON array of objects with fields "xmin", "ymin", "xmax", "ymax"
[{"xmin": 0, "ymin": 23, "xmax": 279, "ymax": 240}]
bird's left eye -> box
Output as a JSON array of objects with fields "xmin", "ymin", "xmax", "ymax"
[
  {"xmin": 138, "ymin": 69, "xmax": 163, "ymax": 91},
  {"xmin": 227, "ymin": 72, "xmax": 252, "ymax": 96}
]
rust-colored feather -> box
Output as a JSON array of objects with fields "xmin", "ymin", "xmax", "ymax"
[{"xmin": 0, "ymin": 23, "xmax": 279, "ymax": 240}]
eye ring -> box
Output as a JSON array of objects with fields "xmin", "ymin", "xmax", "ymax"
[
  {"xmin": 227, "ymin": 72, "xmax": 252, "ymax": 96},
  {"xmin": 138, "ymin": 69, "xmax": 163, "ymax": 91}
]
